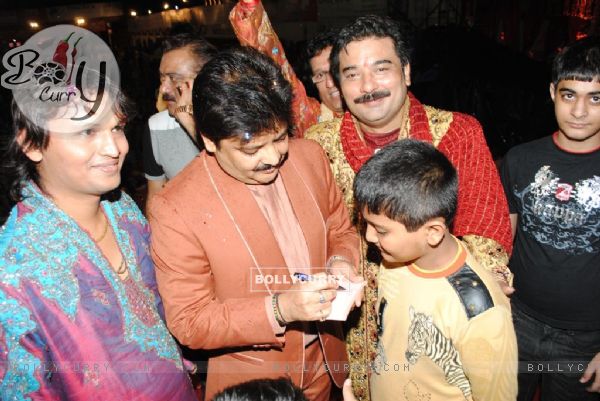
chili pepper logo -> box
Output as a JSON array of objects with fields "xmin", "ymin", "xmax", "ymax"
[
  {"xmin": 66, "ymin": 37, "xmax": 82, "ymax": 85},
  {"xmin": 31, "ymin": 32, "xmax": 82, "ymax": 86},
  {"xmin": 53, "ymin": 31, "xmax": 74, "ymax": 69}
]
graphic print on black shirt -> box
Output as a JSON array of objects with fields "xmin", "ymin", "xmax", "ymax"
[
  {"xmin": 501, "ymin": 135, "xmax": 600, "ymax": 330},
  {"xmin": 514, "ymin": 164, "xmax": 600, "ymax": 254}
]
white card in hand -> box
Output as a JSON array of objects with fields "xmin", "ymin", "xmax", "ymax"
[{"xmin": 326, "ymin": 277, "xmax": 365, "ymax": 321}]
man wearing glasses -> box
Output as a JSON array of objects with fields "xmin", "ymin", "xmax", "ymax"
[{"xmin": 305, "ymin": 29, "xmax": 345, "ymax": 122}]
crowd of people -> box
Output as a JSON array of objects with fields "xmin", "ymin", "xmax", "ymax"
[{"xmin": 0, "ymin": 1, "xmax": 599, "ymax": 401}]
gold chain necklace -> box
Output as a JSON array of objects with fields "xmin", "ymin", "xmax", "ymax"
[
  {"xmin": 88, "ymin": 212, "xmax": 127, "ymax": 276},
  {"xmin": 92, "ymin": 213, "xmax": 109, "ymax": 243},
  {"xmin": 115, "ymin": 254, "xmax": 128, "ymax": 275}
]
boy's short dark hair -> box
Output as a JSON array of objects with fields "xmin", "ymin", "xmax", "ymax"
[
  {"xmin": 552, "ymin": 36, "xmax": 600, "ymax": 86},
  {"xmin": 192, "ymin": 46, "xmax": 294, "ymax": 146},
  {"xmin": 212, "ymin": 378, "xmax": 307, "ymax": 401},
  {"xmin": 353, "ymin": 139, "xmax": 458, "ymax": 232}
]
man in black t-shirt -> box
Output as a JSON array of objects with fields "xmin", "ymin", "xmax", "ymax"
[{"xmin": 501, "ymin": 36, "xmax": 600, "ymax": 401}]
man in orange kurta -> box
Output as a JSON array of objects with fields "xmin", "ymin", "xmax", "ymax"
[{"xmin": 148, "ymin": 47, "xmax": 360, "ymax": 401}]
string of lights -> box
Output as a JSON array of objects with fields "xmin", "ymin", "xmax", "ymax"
[{"xmin": 23, "ymin": 0, "xmax": 225, "ymax": 32}]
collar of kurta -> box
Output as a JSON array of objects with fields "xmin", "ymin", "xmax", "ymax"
[
  {"xmin": 200, "ymin": 148, "xmax": 328, "ymax": 280},
  {"xmin": 339, "ymin": 92, "xmax": 434, "ymax": 172}
]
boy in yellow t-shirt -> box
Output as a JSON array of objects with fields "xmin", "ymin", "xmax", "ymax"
[{"xmin": 351, "ymin": 139, "xmax": 518, "ymax": 401}]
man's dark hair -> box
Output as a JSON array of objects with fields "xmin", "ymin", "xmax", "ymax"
[
  {"xmin": 330, "ymin": 15, "xmax": 410, "ymax": 87},
  {"xmin": 162, "ymin": 33, "xmax": 217, "ymax": 73},
  {"xmin": 306, "ymin": 28, "xmax": 337, "ymax": 64},
  {"xmin": 552, "ymin": 35, "xmax": 600, "ymax": 86},
  {"xmin": 354, "ymin": 139, "xmax": 457, "ymax": 232},
  {"xmin": 212, "ymin": 378, "xmax": 307, "ymax": 401},
  {"xmin": 193, "ymin": 46, "xmax": 294, "ymax": 146},
  {"xmin": 303, "ymin": 28, "xmax": 338, "ymax": 92}
]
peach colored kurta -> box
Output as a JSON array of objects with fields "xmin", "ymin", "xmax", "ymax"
[{"xmin": 148, "ymin": 139, "xmax": 359, "ymax": 400}]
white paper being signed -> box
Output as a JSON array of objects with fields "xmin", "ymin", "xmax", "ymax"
[{"xmin": 326, "ymin": 277, "xmax": 365, "ymax": 321}]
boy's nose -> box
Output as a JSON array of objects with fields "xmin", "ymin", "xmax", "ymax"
[{"xmin": 365, "ymin": 225, "xmax": 378, "ymax": 244}]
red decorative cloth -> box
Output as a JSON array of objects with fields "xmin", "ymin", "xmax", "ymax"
[
  {"xmin": 340, "ymin": 93, "xmax": 422, "ymax": 172},
  {"xmin": 229, "ymin": 1, "xmax": 320, "ymax": 137},
  {"xmin": 340, "ymin": 92, "xmax": 513, "ymax": 254}
]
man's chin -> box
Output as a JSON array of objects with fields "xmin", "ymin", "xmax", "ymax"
[
  {"xmin": 248, "ymin": 175, "xmax": 279, "ymax": 186},
  {"xmin": 324, "ymin": 100, "xmax": 343, "ymax": 113},
  {"xmin": 164, "ymin": 101, "xmax": 177, "ymax": 116},
  {"xmin": 260, "ymin": 167, "xmax": 279, "ymax": 178},
  {"xmin": 350, "ymin": 107, "xmax": 391, "ymax": 127}
]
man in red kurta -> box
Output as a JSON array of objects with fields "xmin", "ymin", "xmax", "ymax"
[
  {"xmin": 304, "ymin": 15, "xmax": 514, "ymax": 401},
  {"xmin": 148, "ymin": 47, "xmax": 360, "ymax": 401}
]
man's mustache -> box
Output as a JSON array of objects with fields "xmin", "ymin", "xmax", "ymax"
[
  {"xmin": 254, "ymin": 155, "xmax": 286, "ymax": 172},
  {"xmin": 162, "ymin": 93, "xmax": 176, "ymax": 102},
  {"xmin": 254, "ymin": 164, "xmax": 277, "ymax": 172},
  {"xmin": 353, "ymin": 90, "xmax": 391, "ymax": 104}
]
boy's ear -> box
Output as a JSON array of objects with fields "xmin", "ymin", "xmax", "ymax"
[
  {"xmin": 424, "ymin": 217, "xmax": 447, "ymax": 247},
  {"xmin": 549, "ymin": 82, "xmax": 556, "ymax": 102},
  {"xmin": 17, "ymin": 129, "xmax": 43, "ymax": 162}
]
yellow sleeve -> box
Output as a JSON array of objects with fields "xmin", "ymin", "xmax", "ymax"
[{"xmin": 456, "ymin": 306, "xmax": 518, "ymax": 401}]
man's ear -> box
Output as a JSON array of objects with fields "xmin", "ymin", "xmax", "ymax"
[
  {"xmin": 423, "ymin": 217, "xmax": 447, "ymax": 247},
  {"xmin": 17, "ymin": 129, "xmax": 43, "ymax": 162},
  {"xmin": 201, "ymin": 134, "xmax": 216, "ymax": 153},
  {"xmin": 549, "ymin": 82, "xmax": 556, "ymax": 102},
  {"xmin": 403, "ymin": 63, "xmax": 412, "ymax": 87}
]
